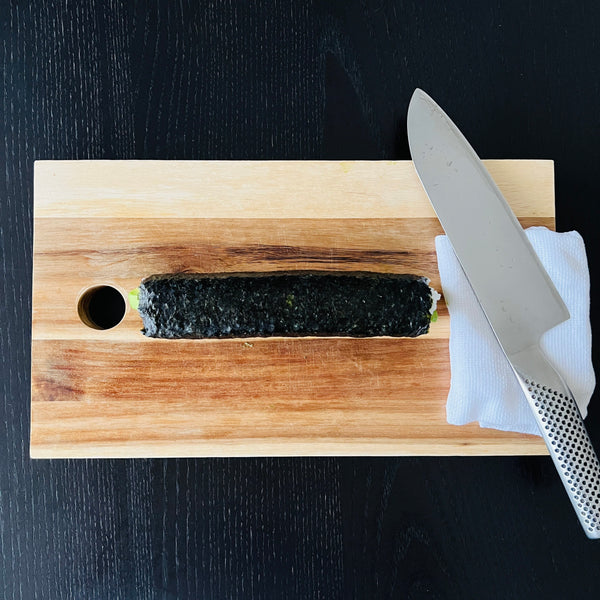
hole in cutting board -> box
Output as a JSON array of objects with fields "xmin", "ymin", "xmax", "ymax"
[{"xmin": 78, "ymin": 285, "xmax": 126, "ymax": 330}]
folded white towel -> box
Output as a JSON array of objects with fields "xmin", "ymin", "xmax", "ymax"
[{"xmin": 435, "ymin": 227, "xmax": 595, "ymax": 436}]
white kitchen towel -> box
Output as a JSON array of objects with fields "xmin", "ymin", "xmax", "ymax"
[{"xmin": 435, "ymin": 227, "xmax": 595, "ymax": 436}]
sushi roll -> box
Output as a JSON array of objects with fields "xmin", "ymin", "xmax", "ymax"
[{"xmin": 133, "ymin": 271, "xmax": 439, "ymax": 339}]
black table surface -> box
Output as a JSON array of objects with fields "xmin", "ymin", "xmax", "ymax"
[{"xmin": 2, "ymin": 2, "xmax": 600, "ymax": 598}]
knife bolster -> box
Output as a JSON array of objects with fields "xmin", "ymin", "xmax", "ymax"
[{"xmin": 509, "ymin": 344, "xmax": 568, "ymax": 395}]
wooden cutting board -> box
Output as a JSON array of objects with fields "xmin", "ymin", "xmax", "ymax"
[{"xmin": 31, "ymin": 160, "xmax": 553, "ymax": 458}]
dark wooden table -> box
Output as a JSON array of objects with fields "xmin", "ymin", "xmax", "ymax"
[{"xmin": 2, "ymin": 2, "xmax": 600, "ymax": 598}]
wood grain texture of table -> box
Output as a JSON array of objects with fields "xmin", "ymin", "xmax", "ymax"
[{"xmin": 3, "ymin": 1, "xmax": 600, "ymax": 598}]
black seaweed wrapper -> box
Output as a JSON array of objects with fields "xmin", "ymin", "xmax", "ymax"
[{"xmin": 137, "ymin": 272, "xmax": 435, "ymax": 339}]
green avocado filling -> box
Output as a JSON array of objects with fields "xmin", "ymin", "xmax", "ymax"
[{"xmin": 129, "ymin": 288, "xmax": 140, "ymax": 311}]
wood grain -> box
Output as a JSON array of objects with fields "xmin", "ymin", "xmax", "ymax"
[
  {"xmin": 34, "ymin": 159, "xmax": 555, "ymax": 219},
  {"xmin": 31, "ymin": 160, "xmax": 552, "ymax": 457}
]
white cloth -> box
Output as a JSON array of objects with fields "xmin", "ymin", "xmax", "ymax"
[{"xmin": 435, "ymin": 227, "xmax": 595, "ymax": 436}]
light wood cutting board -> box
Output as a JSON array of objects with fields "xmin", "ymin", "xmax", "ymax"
[{"xmin": 31, "ymin": 160, "xmax": 553, "ymax": 458}]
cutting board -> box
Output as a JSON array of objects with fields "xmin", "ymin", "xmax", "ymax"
[{"xmin": 31, "ymin": 160, "xmax": 553, "ymax": 458}]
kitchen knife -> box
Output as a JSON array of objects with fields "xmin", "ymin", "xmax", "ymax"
[{"xmin": 407, "ymin": 88, "xmax": 600, "ymax": 538}]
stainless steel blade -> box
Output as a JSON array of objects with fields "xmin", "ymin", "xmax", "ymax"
[
  {"xmin": 407, "ymin": 88, "xmax": 568, "ymax": 356},
  {"xmin": 407, "ymin": 88, "xmax": 600, "ymax": 538}
]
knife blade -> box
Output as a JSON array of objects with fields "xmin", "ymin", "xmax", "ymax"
[{"xmin": 407, "ymin": 88, "xmax": 600, "ymax": 538}]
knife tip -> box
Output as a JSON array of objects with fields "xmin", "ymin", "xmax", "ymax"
[
  {"xmin": 408, "ymin": 89, "xmax": 427, "ymax": 130},
  {"xmin": 410, "ymin": 88, "xmax": 429, "ymax": 103}
]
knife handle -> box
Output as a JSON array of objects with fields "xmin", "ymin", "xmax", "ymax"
[{"xmin": 511, "ymin": 345, "xmax": 600, "ymax": 538}]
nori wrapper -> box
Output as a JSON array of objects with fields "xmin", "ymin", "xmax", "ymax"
[{"xmin": 137, "ymin": 271, "xmax": 436, "ymax": 339}]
